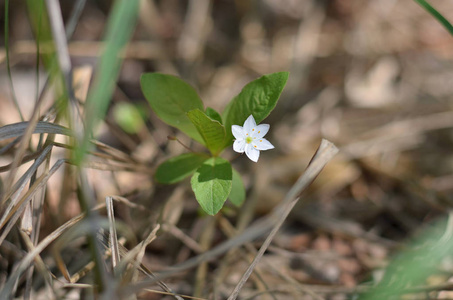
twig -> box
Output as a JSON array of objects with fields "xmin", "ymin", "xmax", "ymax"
[
  {"xmin": 162, "ymin": 223, "xmax": 204, "ymax": 254},
  {"xmin": 114, "ymin": 224, "xmax": 184, "ymax": 299},
  {"xmin": 106, "ymin": 196, "xmax": 120, "ymax": 270},
  {"xmin": 218, "ymin": 215, "xmax": 323, "ymax": 300},
  {"xmin": 194, "ymin": 216, "xmax": 216, "ymax": 298},
  {"xmin": 19, "ymin": 231, "xmax": 58, "ymax": 298},
  {"xmin": 217, "ymin": 216, "xmax": 280, "ymax": 300},
  {"xmin": 227, "ymin": 139, "xmax": 338, "ymax": 299}
]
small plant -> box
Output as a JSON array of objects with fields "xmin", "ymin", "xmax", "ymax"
[{"xmin": 140, "ymin": 72, "xmax": 288, "ymax": 215}]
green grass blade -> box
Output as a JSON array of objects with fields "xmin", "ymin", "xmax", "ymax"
[
  {"xmin": 26, "ymin": 0, "xmax": 57, "ymax": 73},
  {"xmin": 362, "ymin": 214, "xmax": 453, "ymax": 299},
  {"xmin": 74, "ymin": 0, "xmax": 139, "ymax": 164},
  {"xmin": 415, "ymin": 0, "xmax": 453, "ymax": 36}
]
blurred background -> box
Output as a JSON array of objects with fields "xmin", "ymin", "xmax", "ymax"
[{"xmin": 2, "ymin": 0, "xmax": 453, "ymax": 298}]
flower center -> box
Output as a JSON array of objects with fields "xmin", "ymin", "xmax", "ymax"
[{"xmin": 245, "ymin": 136, "xmax": 253, "ymax": 144}]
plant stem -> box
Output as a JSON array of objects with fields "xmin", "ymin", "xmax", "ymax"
[{"xmin": 167, "ymin": 135, "xmax": 194, "ymax": 152}]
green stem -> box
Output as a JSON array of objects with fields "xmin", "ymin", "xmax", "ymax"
[
  {"xmin": 415, "ymin": 0, "xmax": 453, "ymax": 36},
  {"xmin": 168, "ymin": 135, "xmax": 194, "ymax": 152}
]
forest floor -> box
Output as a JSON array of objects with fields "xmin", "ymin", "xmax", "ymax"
[{"xmin": 2, "ymin": 1, "xmax": 453, "ymax": 299}]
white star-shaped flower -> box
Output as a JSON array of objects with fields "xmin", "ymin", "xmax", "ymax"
[{"xmin": 232, "ymin": 115, "xmax": 274, "ymax": 162}]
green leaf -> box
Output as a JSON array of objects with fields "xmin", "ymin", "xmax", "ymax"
[
  {"xmin": 205, "ymin": 107, "xmax": 222, "ymax": 124},
  {"xmin": 187, "ymin": 109, "xmax": 226, "ymax": 155},
  {"xmin": 222, "ymin": 72, "xmax": 289, "ymax": 147},
  {"xmin": 229, "ymin": 168, "xmax": 246, "ymax": 206},
  {"xmin": 140, "ymin": 73, "xmax": 205, "ymax": 144},
  {"xmin": 191, "ymin": 157, "xmax": 232, "ymax": 215},
  {"xmin": 156, "ymin": 153, "xmax": 209, "ymax": 184}
]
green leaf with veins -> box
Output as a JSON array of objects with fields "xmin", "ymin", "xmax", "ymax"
[
  {"xmin": 222, "ymin": 72, "xmax": 289, "ymax": 147},
  {"xmin": 141, "ymin": 73, "xmax": 205, "ymax": 144},
  {"xmin": 187, "ymin": 109, "xmax": 226, "ymax": 155},
  {"xmin": 191, "ymin": 157, "xmax": 232, "ymax": 215}
]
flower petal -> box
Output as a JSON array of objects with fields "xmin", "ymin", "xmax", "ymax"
[
  {"xmin": 233, "ymin": 139, "xmax": 246, "ymax": 153},
  {"xmin": 245, "ymin": 144, "xmax": 260, "ymax": 162},
  {"xmin": 232, "ymin": 125, "xmax": 244, "ymax": 139},
  {"xmin": 243, "ymin": 115, "xmax": 256, "ymax": 133},
  {"xmin": 253, "ymin": 138, "xmax": 274, "ymax": 151},
  {"xmin": 253, "ymin": 124, "xmax": 270, "ymax": 138}
]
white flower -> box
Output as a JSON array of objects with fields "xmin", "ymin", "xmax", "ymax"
[{"xmin": 232, "ymin": 115, "xmax": 274, "ymax": 162}]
